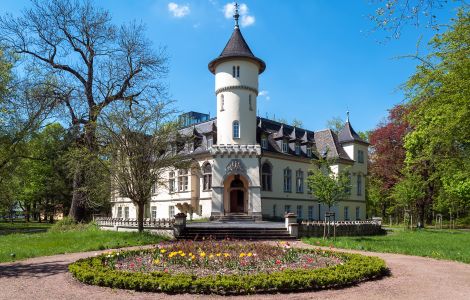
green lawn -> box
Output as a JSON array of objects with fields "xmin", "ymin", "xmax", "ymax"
[
  {"xmin": 303, "ymin": 228, "xmax": 470, "ymax": 264},
  {"xmin": 0, "ymin": 221, "xmax": 53, "ymax": 234},
  {"xmin": 0, "ymin": 226, "xmax": 167, "ymax": 263}
]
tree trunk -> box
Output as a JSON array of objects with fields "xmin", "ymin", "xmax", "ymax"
[
  {"xmin": 69, "ymin": 168, "xmax": 87, "ymax": 222},
  {"xmin": 137, "ymin": 202, "xmax": 145, "ymax": 233},
  {"xmin": 418, "ymin": 202, "xmax": 425, "ymax": 228}
]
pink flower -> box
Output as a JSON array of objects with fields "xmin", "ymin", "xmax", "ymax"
[{"xmin": 275, "ymin": 259, "xmax": 281, "ymax": 265}]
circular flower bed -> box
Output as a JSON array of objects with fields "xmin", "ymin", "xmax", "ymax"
[{"xmin": 69, "ymin": 240, "xmax": 387, "ymax": 295}]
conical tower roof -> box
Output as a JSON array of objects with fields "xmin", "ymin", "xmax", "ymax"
[
  {"xmin": 208, "ymin": 5, "xmax": 265, "ymax": 74},
  {"xmin": 338, "ymin": 112, "xmax": 369, "ymax": 145}
]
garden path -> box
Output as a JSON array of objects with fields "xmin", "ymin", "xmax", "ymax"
[{"xmin": 0, "ymin": 241, "xmax": 469, "ymax": 300}]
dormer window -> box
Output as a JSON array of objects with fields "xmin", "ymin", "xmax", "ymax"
[
  {"xmin": 207, "ymin": 136, "xmax": 213, "ymax": 148},
  {"xmin": 295, "ymin": 143, "xmax": 301, "ymax": 155},
  {"xmin": 261, "ymin": 135, "xmax": 268, "ymax": 149},
  {"xmin": 306, "ymin": 146, "xmax": 312, "ymax": 157},
  {"xmin": 282, "ymin": 139, "xmax": 288, "ymax": 153},
  {"xmin": 233, "ymin": 120, "xmax": 240, "ymax": 139}
]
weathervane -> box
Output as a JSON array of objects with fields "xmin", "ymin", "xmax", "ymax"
[{"xmin": 234, "ymin": 2, "xmax": 240, "ymax": 28}]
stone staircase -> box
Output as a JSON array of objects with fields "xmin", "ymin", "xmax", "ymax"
[
  {"xmin": 177, "ymin": 225, "xmax": 296, "ymax": 240},
  {"xmin": 216, "ymin": 213, "xmax": 256, "ymax": 222}
]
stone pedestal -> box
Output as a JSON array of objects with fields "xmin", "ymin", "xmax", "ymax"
[
  {"xmin": 285, "ymin": 213, "xmax": 299, "ymax": 237},
  {"xmin": 173, "ymin": 213, "xmax": 187, "ymax": 237}
]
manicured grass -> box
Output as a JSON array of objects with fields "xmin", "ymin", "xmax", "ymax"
[
  {"xmin": 303, "ymin": 228, "xmax": 470, "ymax": 264},
  {"xmin": 0, "ymin": 226, "xmax": 167, "ymax": 263}
]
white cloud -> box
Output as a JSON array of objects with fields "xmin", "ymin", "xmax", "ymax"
[
  {"xmin": 168, "ymin": 2, "xmax": 190, "ymax": 18},
  {"xmin": 259, "ymin": 90, "xmax": 270, "ymax": 101},
  {"xmin": 223, "ymin": 2, "xmax": 255, "ymax": 27},
  {"xmin": 241, "ymin": 15, "xmax": 255, "ymax": 27}
]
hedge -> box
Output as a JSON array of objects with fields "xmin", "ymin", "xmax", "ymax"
[{"xmin": 69, "ymin": 250, "xmax": 387, "ymax": 295}]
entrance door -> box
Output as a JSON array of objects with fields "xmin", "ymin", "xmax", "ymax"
[{"xmin": 230, "ymin": 189, "xmax": 245, "ymax": 213}]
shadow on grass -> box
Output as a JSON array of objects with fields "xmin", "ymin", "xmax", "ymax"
[
  {"xmin": 0, "ymin": 228, "xmax": 49, "ymax": 236},
  {"xmin": 0, "ymin": 259, "xmax": 69, "ymax": 278}
]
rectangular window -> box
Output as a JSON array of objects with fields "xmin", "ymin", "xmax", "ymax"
[
  {"xmin": 356, "ymin": 207, "xmax": 360, "ymax": 220},
  {"xmin": 296, "ymin": 170, "xmax": 304, "ymax": 193},
  {"xmin": 358, "ymin": 150, "xmax": 364, "ymax": 163},
  {"xmin": 357, "ymin": 175, "xmax": 362, "ymax": 196},
  {"xmin": 169, "ymin": 172, "xmax": 175, "ymax": 193},
  {"xmin": 233, "ymin": 121, "xmax": 240, "ymax": 139},
  {"xmin": 178, "ymin": 170, "xmax": 189, "ymax": 191},
  {"xmin": 308, "ymin": 206, "xmax": 314, "ymax": 220},
  {"xmin": 284, "ymin": 205, "xmax": 291, "ymax": 214},
  {"xmin": 344, "ymin": 206, "xmax": 349, "ymax": 220},
  {"xmin": 295, "ymin": 143, "xmax": 301, "ymax": 155},
  {"xmin": 199, "ymin": 205, "xmax": 203, "ymax": 215},
  {"xmin": 282, "ymin": 140, "xmax": 288, "ymax": 153},
  {"xmin": 151, "ymin": 182, "xmax": 156, "ymax": 195},
  {"xmin": 207, "ymin": 136, "xmax": 213, "ymax": 148},
  {"xmin": 283, "ymin": 169, "xmax": 292, "ymax": 192},
  {"xmin": 261, "ymin": 136, "xmax": 268, "ymax": 149},
  {"xmin": 169, "ymin": 205, "xmax": 175, "ymax": 217},
  {"xmin": 297, "ymin": 205, "xmax": 302, "ymax": 218},
  {"xmin": 151, "ymin": 206, "xmax": 157, "ymax": 219},
  {"xmin": 272, "ymin": 204, "xmax": 276, "ymax": 217},
  {"xmin": 124, "ymin": 207, "xmax": 129, "ymax": 219},
  {"xmin": 306, "ymin": 146, "xmax": 312, "ymax": 157},
  {"xmin": 117, "ymin": 207, "xmax": 122, "ymax": 218}
]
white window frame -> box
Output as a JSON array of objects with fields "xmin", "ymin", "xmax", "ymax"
[
  {"xmin": 169, "ymin": 205, "xmax": 175, "ymax": 217},
  {"xmin": 151, "ymin": 206, "xmax": 157, "ymax": 220},
  {"xmin": 233, "ymin": 121, "xmax": 240, "ymax": 139},
  {"xmin": 169, "ymin": 171, "xmax": 175, "ymax": 193},
  {"xmin": 308, "ymin": 206, "xmax": 314, "ymax": 220},
  {"xmin": 283, "ymin": 168, "xmax": 292, "ymax": 192},
  {"xmin": 202, "ymin": 163, "xmax": 212, "ymax": 191},
  {"xmin": 178, "ymin": 170, "xmax": 189, "ymax": 192},
  {"xmin": 295, "ymin": 143, "xmax": 301, "ymax": 155},
  {"xmin": 117, "ymin": 207, "xmax": 122, "ymax": 218},
  {"xmin": 124, "ymin": 207, "xmax": 129, "ymax": 219},
  {"xmin": 282, "ymin": 140, "xmax": 288, "ymax": 153}
]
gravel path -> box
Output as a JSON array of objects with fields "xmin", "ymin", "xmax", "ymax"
[{"xmin": 1, "ymin": 241, "xmax": 470, "ymax": 300}]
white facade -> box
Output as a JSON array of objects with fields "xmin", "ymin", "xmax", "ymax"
[{"xmin": 110, "ymin": 21, "xmax": 369, "ymax": 222}]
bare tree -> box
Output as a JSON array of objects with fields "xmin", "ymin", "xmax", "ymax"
[
  {"xmin": 100, "ymin": 101, "xmax": 190, "ymax": 232},
  {"xmin": 0, "ymin": 0, "xmax": 168, "ymax": 221}
]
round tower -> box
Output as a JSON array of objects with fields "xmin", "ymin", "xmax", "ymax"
[{"xmin": 208, "ymin": 4, "xmax": 265, "ymax": 145}]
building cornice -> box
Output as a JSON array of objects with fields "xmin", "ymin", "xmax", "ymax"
[{"xmin": 215, "ymin": 85, "xmax": 258, "ymax": 96}]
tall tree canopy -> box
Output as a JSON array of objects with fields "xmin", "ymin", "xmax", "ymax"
[
  {"xmin": 404, "ymin": 9, "xmax": 470, "ymax": 222},
  {"xmin": 0, "ymin": 0, "xmax": 168, "ymax": 221}
]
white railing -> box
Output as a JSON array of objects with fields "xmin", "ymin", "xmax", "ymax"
[
  {"xmin": 300, "ymin": 220, "xmax": 381, "ymax": 226},
  {"xmin": 94, "ymin": 217, "xmax": 175, "ymax": 228}
]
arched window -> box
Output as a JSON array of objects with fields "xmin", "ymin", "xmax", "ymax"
[
  {"xmin": 296, "ymin": 169, "xmax": 304, "ymax": 193},
  {"xmin": 283, "ymin": 168, "xmax": 292, "ymax": 192},
  {"xmin": 232, "ymin": 66, "xmax": 236, "ymax": 78},
  {"xmin": 236, "ymin": 66, "xmax": 240, "ymax": 77},
  {"xmin": 220, "ymin": 94, "xmax": 224, "ymax": 111},
  {"xmin": 202, "ymin": 163, "xmax": 212, "ymax": 191},
  {"xmin": 233, "ymin": 120, "xmax": 240, "ymax": 139},
  {"xmin": 169, "ymin": 171, "xmax": 175, "ymax": 193},
  {"xmin": 249, "ymin": 94, "xmax": 253, "ymax": 111},
  {"xmin": 261, "ymin": 162, "xmax": 272, "ymax": 191}
]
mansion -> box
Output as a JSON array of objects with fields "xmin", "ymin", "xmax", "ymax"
[{"xmin": 111, "ymin": 12, "xmax": 369, "ymax": 222}]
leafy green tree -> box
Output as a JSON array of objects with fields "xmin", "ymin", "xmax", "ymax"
[
  {"xmin": 0, "ymin": 0, "xmax": 168, "ymax": 221},
  {"xmin": 307, "ymin": 157, "xmax": 351, "ymax": 213},
  {"xmin": 403, "ymin": 9, "xmax": 470, "ymax": 224}
]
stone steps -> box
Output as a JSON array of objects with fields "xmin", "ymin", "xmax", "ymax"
[{"xmin": 177, "ymin": 227, "xmax": 296, "ymax": 240}]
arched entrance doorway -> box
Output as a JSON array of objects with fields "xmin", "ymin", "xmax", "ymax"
[{"xmin": 223, "ymin": 174, "xmax": 248, "ymax": 214}]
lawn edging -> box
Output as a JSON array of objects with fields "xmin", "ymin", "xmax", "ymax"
[{"xmin": 69, "ymin": 249, "xmax": 387, "ymax": 295}]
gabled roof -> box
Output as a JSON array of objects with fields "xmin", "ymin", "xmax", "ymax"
[
  {"xmin": 208, "ymin": 27, "xmax": 266, "ymax": 74},
  {"xmin": 338, "ymin": 121, "xmax": 369, "ymax": 145},
  {"xmin": 314, "ymin": 129, "xmax": 354, "ymax": 162}
]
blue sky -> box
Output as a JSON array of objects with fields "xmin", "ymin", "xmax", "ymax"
[{"xmin": 1, "ymin": 1, "xmax": 461, "ymax": 132}]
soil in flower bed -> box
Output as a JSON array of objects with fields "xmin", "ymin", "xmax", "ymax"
[{"xmin": 105, "ymin": 240, "xmax": 344, "ymax": 277}]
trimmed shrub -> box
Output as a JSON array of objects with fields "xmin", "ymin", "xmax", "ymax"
[{"xmin": 69, "ymin": 249, "xmax": 387, "ymax": 295}]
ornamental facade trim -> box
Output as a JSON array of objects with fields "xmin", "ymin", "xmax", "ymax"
[{"xmin": 215, "ymin": 85, "xmax": 258, "ymax": 96}]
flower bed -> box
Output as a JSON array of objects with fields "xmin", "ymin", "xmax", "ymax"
[{"xmin": 69, "ymin": 240, "xmax": 387, "ymax": 295}]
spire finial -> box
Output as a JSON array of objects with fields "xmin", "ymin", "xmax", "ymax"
[
  {"xmin": 346, "ymin": 110, "xmax": 350, "ymax": 123},
  {"xmin": 234, "ymin": 2, "xmax": 240, "ymax": 28}
]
